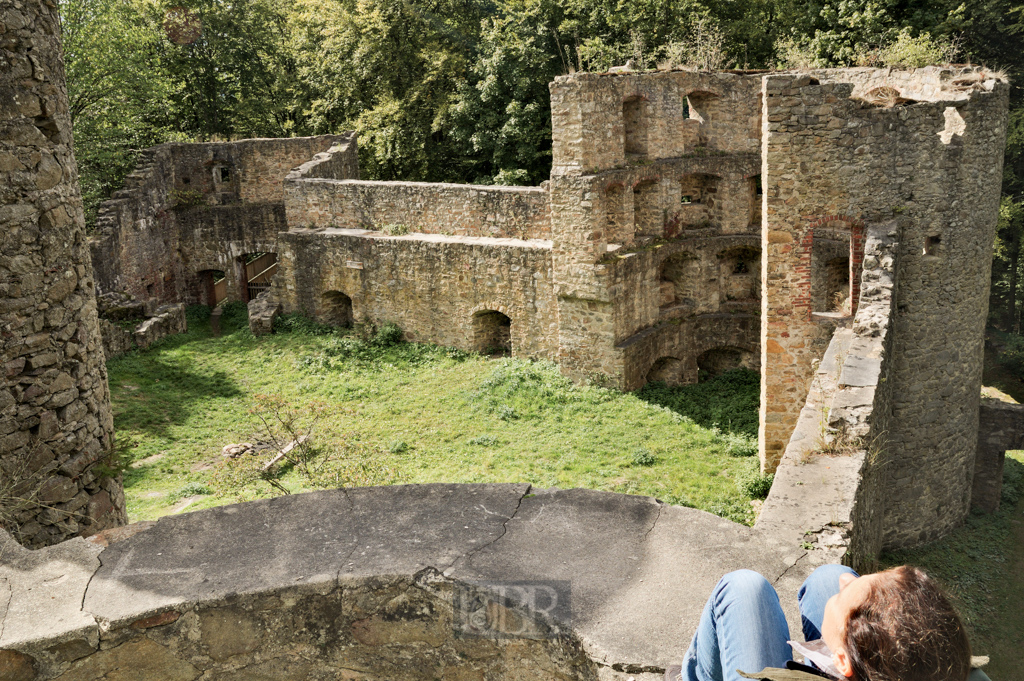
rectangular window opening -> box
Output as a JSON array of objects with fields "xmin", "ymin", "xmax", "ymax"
[{"xmin": 924, "ymin": 235, "xmax": 942, "ymax": 256}]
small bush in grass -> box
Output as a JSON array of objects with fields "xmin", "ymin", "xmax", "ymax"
[
  {"xmin": 497, "ymin": 404, "xmax": 518, "ymax": 421},
  {"xmin": 636, "ymin": 368, "xmax": 759, "ymax": 438},
  {"xmin": 274, "ymin": 312, "xmax": 340, "ymax": 336},
  {"xmin": 468, "ymin": 434, "xmax": 500, "ymax": 446},
  {"xmin": 721, "ymin": 431, "xmax": 757, "ymax": 457},
  {"xmin": 738, "ymin": 464, "xmax": 774, "ymax": 499},
  {"xmin": 373, "ymin": 322, "xmax": 404, "ymax": 347},
  {"xmin": 220, "ymin": 301, "xmax": 249, "ymax": 330},
  {"xmin": 170, "ymin": 481, "xmax": 212, "ymax": 501},
  {"xmin": 631, "ymin": 448, "xmax": 656, "ymax": 467},
  {"xmin": 388, "ymin": 440, "xmax": 409, "ymax": 454}
]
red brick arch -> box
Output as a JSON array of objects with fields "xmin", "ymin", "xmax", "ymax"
[{"xmin": 797, "ymin": 215, "xmax": 866, "ymax": 317}]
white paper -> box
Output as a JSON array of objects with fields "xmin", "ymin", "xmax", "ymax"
[{"xmin": 789, "ymin": 639, "xmax": 842, "ymax": 678}]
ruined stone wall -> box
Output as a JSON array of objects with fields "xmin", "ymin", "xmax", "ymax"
[
  {"xmin": 549, "ymin": 71, "xmax": 763, "ymax": 175},
  {"xmin": 0, "ymin": 0, "xmax": 124, "ymax": 547},
  {"xmin": 284, "ymin": 179, "xmax": 551, "ymax": 240},
  {"xmin": 547, "ymin": 71, "xmax": 764, "ymax": 387},
  {"xmin": 89, "ymin": 135, "xmax": 349, "ymax": 307},
  {"xmin": 760, "ymin": 68, "xmax": 1009, "ymax": 547},
  {"xmin": 276, "ymin": 229, "xmax": 559, "ymax": 358}
]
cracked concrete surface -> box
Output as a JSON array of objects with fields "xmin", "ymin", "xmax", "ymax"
[{"xmin": 1, "ymin": 484, "xmax": 824, "ymax": 675}]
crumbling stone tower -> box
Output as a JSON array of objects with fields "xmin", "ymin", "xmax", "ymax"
[{"xmin": 1, "ymin": 0, "xmax": 125, "ymax": 546}]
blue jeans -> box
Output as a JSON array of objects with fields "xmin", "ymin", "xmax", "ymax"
[{"xmin": 680, "ymin": 565, "xmax": 858, "ymax": 681}]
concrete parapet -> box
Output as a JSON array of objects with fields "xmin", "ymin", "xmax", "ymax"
[{"xmin": 0, "ymin": 484, "xmax": 817, "ymax": 680}]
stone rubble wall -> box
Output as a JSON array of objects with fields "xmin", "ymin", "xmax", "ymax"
[
  {"xmin": 99, "ymin": 304, "xmax": 187, "ymax": 360},
  {"xmin": 973, "ymin": 396, "xmax": 1024, "ymax": 513},
  {"xmin": 760, "ymin": 67, "xmax": 1009, "ymax": 548},
  {"xmin": 549, "ymin": 71, "xmax": 763, "ymax": 176},
  {"xmin": 0, "ymin": 0, "xmax": 124, "ymax": 547},
  {"xmin": 808, "ymin": 65, "xmax": 998, "ymax": 102},
  {"xmin": 275, "ymin": 229, "xmax": 559, "ymax": 359},
  {"xmin": 286, "ymin": 131, "xmax": 360, "ymax": 181},
  {"xmin": 284, "ymin": 179, "xmax": 552, "ymax": 241},
  {"xmin": 89, "ymin": 135, "xmax": 349, "ymax": 307}
]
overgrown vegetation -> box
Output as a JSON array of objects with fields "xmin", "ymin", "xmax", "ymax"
[{"xmin": 108, "ymin": 311, "xmax": 764, "ymax": 523}]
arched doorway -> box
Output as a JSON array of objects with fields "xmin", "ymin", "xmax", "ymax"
[
  {"xmin": 646, "ymin": 357, "xmax": 685, "ymax": 386},
  {"xmin": 472, "ymin": 310, "xmax": 512, "ymax": 356},
  {"xmin": 322, "ymin": 291, "xmax": 354, "ymax": 327},
  {"xmin": 696, "ymin": 347, "xmax": 755, "ymax": 381},
  {"xmin": 197, "ymin": 270, "xmax": 227, "ymax": 306}
]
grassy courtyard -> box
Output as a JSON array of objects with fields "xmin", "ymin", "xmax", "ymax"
[{"xmin": 109, "ymin": 305, "xmax": 765, "ymax": 524}]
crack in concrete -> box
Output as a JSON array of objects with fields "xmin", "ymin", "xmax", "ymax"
[
  {"xmin": 772, "ymin": 550, "xmax": 809, "ymax": 586},
  {"xmin": 641, "ymin": 501, "xmax": 663, "ymax": 542},
  {"xmin": 595, "ymin": 659, "xmax": 666, "ymax": 675},
  {"xmin": 333, "ymin": 487, "xmax": 360, "ymax": 584},
  {"xmin": 0, "ymin": 577, "xmax": 11, "ymax": 641},
  {"xmin": 444, "ymin": 485, "xmax": 532, "ymax": 573}
]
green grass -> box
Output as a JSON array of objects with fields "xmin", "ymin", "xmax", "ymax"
[{"xmin": 108, "ymin": 304, "xmax": 762, "ymax": 524}]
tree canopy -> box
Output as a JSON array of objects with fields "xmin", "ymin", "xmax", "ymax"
[{"xmin": 60, "ymin": 0, "xmax": 1024, "ymax": 321}]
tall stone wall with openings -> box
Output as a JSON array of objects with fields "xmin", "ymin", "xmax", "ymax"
[
  {"xmin": 547, "ymin": 71, "xmax": 764, "ymax": 389},
  {"xmin": 1, "ymin": 0, "xmax": 124, "ymax": 547},
  {"xmin": 760, "ymin": 67, "xmax": 1009, "ymax": 547},
  {"xmin": 275, "ymin": 229, "xmax": 559, "ymax": 359},
  {"xmin": 89, "ymin": 134, "xmax": 352, "ymax": 308}
]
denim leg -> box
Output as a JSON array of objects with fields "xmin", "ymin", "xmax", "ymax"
[
  {"xmin": 797, "ymin": 564, "xmax": 859, "ymax": 642},
  {"xmin": 681, "ymin": 570, "xmax": 792, "ymax": 681}
]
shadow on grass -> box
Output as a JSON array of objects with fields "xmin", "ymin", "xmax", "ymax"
[
  {"xmin": 107, "ymin": 338, "xmax": 244, "ymax": 441},
  {"xmin": 635, "ymin": 368, "xmax": 760, "ymax": 438}
]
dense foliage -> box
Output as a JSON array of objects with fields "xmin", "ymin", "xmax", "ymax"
[{"xmin": 62, "ymin": 0, "xmax": 1024, "ymax": 312}]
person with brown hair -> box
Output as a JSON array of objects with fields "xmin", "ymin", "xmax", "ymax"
[{"xmin": 667, "ymin": 564, "xmax": 988, "ymax": 681}]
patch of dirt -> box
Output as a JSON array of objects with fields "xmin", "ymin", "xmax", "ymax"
[
  {"xmin": 191, "ymin": 458, "xmax": 219, "ymax": 472},
  {"xmin": 170, "ymin": 495, "xmax": 204, "ymax": 515},
  {"xmin": 131, "ymin": 453, "xmax": 164, "ymax": 468}
]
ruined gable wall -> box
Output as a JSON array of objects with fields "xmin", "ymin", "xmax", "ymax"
[
  {"xmin": 549, "ymin": 71, "xmax": 763, "ymax": 176},
  {"xmin": 760, "ymin": 68, "xmax": 1009, "ymax": 547},
  {"xmin": 89, "ymin": 135, "xmax": 347, "ymax": 308},
  {"xmin": 547, "ymin": 71, "xmax": 764, "ymax": 386},
  {"xmin": 284, "ymin": 179, "xmax": 551, "ymax": 240},
  {"xmin": 1, "ymin": 0, "xmax": 124, "ymax": 547},
  {"xmin": 276, "ymin": 230, "xmax": 558, "ymax": 358}
]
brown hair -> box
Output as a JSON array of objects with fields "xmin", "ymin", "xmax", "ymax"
[{"xmin": 843, "ymin": 566, "xmax": 971, "ymax": 681}]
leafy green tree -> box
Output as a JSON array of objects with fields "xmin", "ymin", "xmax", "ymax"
[
  {"xmin": 60, "ymin": 0, "xmax": 178, "ymax": 226},
  {"xmin": 289, "ymin": 0, "xmax": 489, "ymax": 181}
]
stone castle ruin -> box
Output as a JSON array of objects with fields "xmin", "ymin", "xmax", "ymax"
[
  {"xmin": 87, "ymin": 64, "xmax": 1012, "ymax": 555},
  {"xmin": 1, "ymin": 1, "xmax": 1020, "ymax": 677}
]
